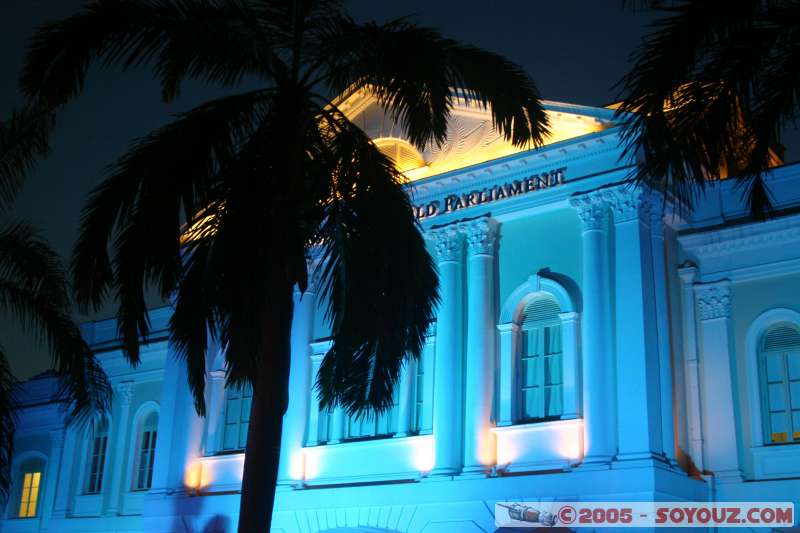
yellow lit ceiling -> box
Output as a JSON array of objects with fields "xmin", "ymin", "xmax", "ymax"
[{"xmin": 336, "ymin": 87, "xmax": 615, "ymax": 181}]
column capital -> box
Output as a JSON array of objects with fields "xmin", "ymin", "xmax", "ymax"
[
  {"xmin": 459, "ymin": 217, "xmax": 499, "ymax": 257},
  {"xmin": 604, "ymin": 186, "xmax": 654, "ymax": 224},
  {"xmin": 116, "ymin": 380, "xmax": 135, "ymax": 407},
  {"xmin": 569, "ymin": 193, "xmax": 609, "ymax": 231},
  {"xmin": 428, "ymin": 226, "xmax": 464, "ymax": 263},
  {"xmin": 694, "ymin": 280, "xmax": 731, "ymax": 320}
]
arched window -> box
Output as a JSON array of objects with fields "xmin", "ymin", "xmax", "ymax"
[
  {"xmin": 15, "ymin": 457, "xmax": 45, "ymax": 518},
  {"xmin": 518, "ymin": 295, "xmax": 564, "ymax": 422},
  {"xmin": 85, "ymin": 418, "xmax": 109, "ymax": 494},
  {"xmin": 222, "ymin": 385, "xmax": 252, "ymax": 451},
  {"xmin": 759, "ymin": 322, "xmax": 800, "ymax": 444},
  {"xmin": 497, "ymin": 274, "xmax": 580, "ymax": 427},
  {"xmin": 133, "ymin": 412, "xmax": 158, "ymax": 490}
]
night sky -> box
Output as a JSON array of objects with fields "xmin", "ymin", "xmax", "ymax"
[{"xmin": 0, "ymin": 1, "xmax": 674, "ymax": 380}]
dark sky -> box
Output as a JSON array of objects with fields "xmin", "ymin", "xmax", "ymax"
[{"xmin": 1, "ymin": 1, "xmax": 659, "ymax": 380}]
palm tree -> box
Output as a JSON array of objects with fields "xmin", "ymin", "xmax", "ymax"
[
  {"xmin": 0, "ymin": 104, "xmax": 111, "ymax": 502},
  {"xmin": 616, "ymin": 0, "xmax": 800, "ymax": 219},
  {"xmin": 19, "ymin": 1, "xmax": 549, "ymax": 529}
]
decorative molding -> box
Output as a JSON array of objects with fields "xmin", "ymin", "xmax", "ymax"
[
  {"xmin": 679, "ymin": 212, "xmax": 800, "ymax": 260},
  {"xmin": 694, "ymin": 281, "xmax": 731, "ymax": 320},
  {"xmin": 569, "ymin": 193, "xmax": 608, "ymax": 231},
  {"xmin": 459, "ymin": 217, "xmax": 499, "ymax": 256},
  {"xmin": 604, "ymin": 185, "xmax": 652, "ymax": 224},
  {"xmin": 116, "ymin": 380, "xmax": 135, "ymax": 406},
  {"xmin": 499, "ymin": 273, "xmax": 578, "ymax": 324},
  {"xmin": 428, "ymin": 226, "xmax": 464, "ymax": 263}
]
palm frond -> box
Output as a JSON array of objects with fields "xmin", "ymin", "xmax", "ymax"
[
  {"xmin": 315, "ymin": 16, "xmax": 548, "ymax": 149},
  {"xmin": 0, "ymin": 274, "xmax": 110, "ymax": 426},
  {"xmin": 616, "ymin": 0, "xmax": 800, "ymax": 216},
  {"xmin": 169, "ymin": 237, "xmax": 215, "ymax": 416},
  {"xmin": 21, "ymin": 0, "xmax": 280, "ymax": 106},
  {"xmin": 72, "ymin": 90, "xmax": 271, "ymax": 363},
  {"xmin": 315, "ymin": 113, "xmax": 439, "ymax": 416},
  {"xmin": 0, "ymin": 223, "xmax": 69, "ymax": 306},
  {"xmin": 0, "ymin": 349, "xmax": 16, "ymax": 503},
  {"xmin": 0, "ymin": 105, "xmax": 54, "ymax": 210}
]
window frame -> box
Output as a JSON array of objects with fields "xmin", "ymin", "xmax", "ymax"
[
  {"xmin": 496, "ymin": 274, "xmax": 580, "ymax": 427},
  {"xmin": 745, "ymin": 308, "xmax": 800, "ymax": 449},
  {"xmin": 221, "ymin": 384, "xmax": 253, "ymax": 452},
  {"xmin": 8, "ymin": 454, "xmax": 47, "ymax": 520},
  {"xmin": 84, "ymin": 418, "xmax": 109, "ymax": 494},
  {"xmin": 517, "ymin": 311, "xmax": 565, "ymax": 424},
  {"xmin": 130, "ymin": 410, "xmax": 159, "ymax": 492},
  {"xmin": 757, "ymin": 323, "xmax": 800, "ymax": 445}
]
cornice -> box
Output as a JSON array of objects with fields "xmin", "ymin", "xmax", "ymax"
[
  {"xmin": 409, "ymin": 131, "xmax": 623, "ymax": 204},
  {"xmin": 679, "ymin": 213, "xmax": 800, "ymax": 259}
]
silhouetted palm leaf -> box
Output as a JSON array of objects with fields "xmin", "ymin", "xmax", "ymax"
[
  {"xmin": 0, "ymin": 108, "xmax": 110, "ymax": 502},
  {"xmin": 617, "ymin": 0, "xmax": 800, "ymax": 218},
  {"xmin": 0, "ymin": 350, "xmax": 14, "ymax": 502},
  {"xmin": 0, "ymin": 105, "xmax": 54, "ymax": 209}
]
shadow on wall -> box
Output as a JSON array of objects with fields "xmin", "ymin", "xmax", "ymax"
[{"xmin": 167, "ymin": 490, "xmax": 232, "ymax": 533}]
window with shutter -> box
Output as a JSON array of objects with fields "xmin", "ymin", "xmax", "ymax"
[
  {"xmin": 760, "ymin": 322, "xmax": 800, "ymax": 444},
  {"xmin": 518, "ymin": 295, "xmax": 564, "ymax": 422},
  {"xmin": 222, "ymin": 385, "xmax": 252, "ymax": 451}
]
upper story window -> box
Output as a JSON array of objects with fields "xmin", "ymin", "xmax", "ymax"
[
  {"xmin": 518, "ymin": 295, "xmax": 564, "ymax": 422},
  {"xmin": 759, "ymin": 322, "xmax": 800, "ymax": 444},
  {"xmin": 222, "ymin": 385, "xmax": 252, "ymax": 451},
  {"xmin": 85, "ymin": 419, "xmax": 109, "ymax": 494},
  {"xmin": 307, "ymin": 337, "xmax": 434, "ymax": 446},
  {"xmin": 17, "ymin": 466, "xmax": 42, "ymax": 518},
  {"xmin": 133, "ymin": 412, "xmax": 158, "ymax": 490},
  {"xmin": 344, "ymin": 390, "xmax": 399, "ymax": 441},
  {"xmin": 497, "ymin": 274, "xmax": 580, "ymax": 427}
]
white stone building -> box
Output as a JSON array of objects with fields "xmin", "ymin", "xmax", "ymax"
[{"xmin": 2, "ymin": 90, "xmax": 799, "ymax": 532}]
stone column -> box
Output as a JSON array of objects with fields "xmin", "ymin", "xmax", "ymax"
[
  {"xmin": 570, "ymin": 193, "xmax": 616, "ymax": 463},
  {"xmin": 606, "ymin": 186, "xmax": 663, "ymax": 462},
  {"xmin": 278, "ymin": 264, "xmax": 318, "ymax": 483},
  {"xmin": 461, "ymin": 218, "xmax": 499, "ymax": 474},
  {"xmin": 429, "ymin": 226, "xmax": 465, "ymax": 476},
  {"xmin": 695, "ymin": 280, "xmax": 742, "ymax": 482},
  {"xmin": 39, "ymin": 429, "xmax": 64, "ymax": 530},
  {"xmin": 107, "ymin": 381, "xmax": 134, "ymax": 515},
  {"xmin": 678, "ymin": 264, "xmax": 704, "ymax": 472},
  {"xmin": 305, "ymin": 353, "xmax": 324, "ymax": 446},
  {"xmin": 204, "ymin": 370, "xmax": 226, "ymax": 455},
  {"xmin": 418, "ymin": 325, "xmax": 437, "ymax": 434},
  {"xmin": 396, "ymin": 358, "xmax": 416, "ymax": 437},
  {"xmin": 496, "ymin": 322, "xmax": 520, "ymax": 427},
  {"xmin": 52, "ymin": 426, "xmax": 79, "ymax": 518},
  {"xmin": 650, "ymin": 205, "xmax": 677, "ymax": 464}
]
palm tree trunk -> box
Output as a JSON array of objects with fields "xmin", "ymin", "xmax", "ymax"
[{"xmin": 238, "ymin": 281, "xmax": 294, "ymax": 532}]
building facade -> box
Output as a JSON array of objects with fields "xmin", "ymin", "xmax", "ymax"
[{"xmin": 3, "ymin": 90, "xmax": 800, "ymax": 532}]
